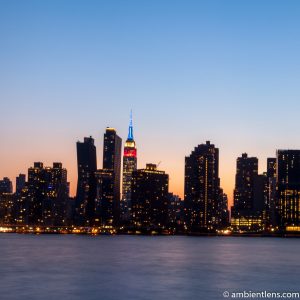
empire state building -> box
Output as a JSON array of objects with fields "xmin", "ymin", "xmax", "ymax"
[{"xmin": 121, "ymin": 112, "xmax": 137, "ymax": 221}]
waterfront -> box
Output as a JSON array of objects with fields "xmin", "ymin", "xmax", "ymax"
[{"xmin": 0, "ymin": 235, "xmax": 299, "ymax": 300}]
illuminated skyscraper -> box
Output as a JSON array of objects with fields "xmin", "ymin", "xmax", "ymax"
[
  {"xmin": 276, "ymin": 150, "xmax": 300, "ymax": 231},
  {"xmin": 121, "ymin": 112, "xmax": 137, "ymax": 221},
  {"xmin": 184, "ymin": 141, "xmax": 222, "ymax": 232}
]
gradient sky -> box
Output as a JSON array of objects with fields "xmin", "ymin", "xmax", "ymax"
[{"xmin": 1, "ymin": 1, "xmax": 300, "ymax": 206}]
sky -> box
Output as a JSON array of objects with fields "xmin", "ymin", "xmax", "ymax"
[{"xmin": 1, "ymin": 0, "xmax": 300, "ymax": 206}]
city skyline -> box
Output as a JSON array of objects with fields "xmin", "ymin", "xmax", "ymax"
[
  {"xmin": 3, "ymin": 118, "xmax": 300, "ymax": 207},
  {"xmin": 2, "ymin": 1, "xmax": 300, "ymax": 207},
  {"xmin": 1, "ymin": 2, "xmax": 300, "ymax": 299},
  {"xmin": 2, "ymin": 130, "xmax": 300, "ymax": 233}
]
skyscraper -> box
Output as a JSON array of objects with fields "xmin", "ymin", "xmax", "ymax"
[
  {"xmin": 233, "ymin": 153, "xmax": 258, "ymax": 210},
  {"xmin": 0, "ymin": 177, "xmax": 14, "ymax": 225},
  {"xmin": 121, "ymin": 112, "xmax": 137, "ymax": 221},
  {"xmin": 26, "ymin": 162, "xmax": 44, "ymax": 224},
  {"xmin": 266, "ymin": 158, "xmax": 277, "ymax": 228},
  {"xmin": 76, "ymin": 137, "xmax": 97, "ymax": 225},
  {"xmin": 16, "ymin": 162, "xmax": 69, "ymax": 226},
  {"xmin": 231, "ymin": 153, "xmax": 265, "ymax": 232},
  {"xmin": 96, "ymin": 128, "xmax": 122, "ymax": 226},
  {"xmin": 16, "ymin": 174, "xmax": 26, "ymax": 195},
  {"xmin": 42, "ymin": 163, "xmax": 69, "ymax": 226},
  {"xmin": 131, "ymin": 164, "xmax": 169, "ymax": 231},
  {"xmin": 184, "ymin": 141, "xmax": 222, "ymax": 232},
  {"xmin": 0, "ymin": 177, "xmax": 13, "ymax": 194},
  {"xmin": 95, "ymin": 169, "xmax": 114, "ymax": 225},
  {"xmin": 276, "ymin": 150, "xmax": 300, "ymax": 231}
]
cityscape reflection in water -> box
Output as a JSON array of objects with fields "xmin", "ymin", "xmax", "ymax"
[{"xmin": 0, "ymin": 234, "xmax": 299, "ymax": 300}]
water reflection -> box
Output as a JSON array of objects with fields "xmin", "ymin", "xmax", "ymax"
[{"xmin": 0, "ymin": 235, "xmax": 299, "ymax": 300}]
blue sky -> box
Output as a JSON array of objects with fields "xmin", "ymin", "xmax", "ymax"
[{"xmin": 1, "ymin": 0, "xmax": 300, "ymax": 203}]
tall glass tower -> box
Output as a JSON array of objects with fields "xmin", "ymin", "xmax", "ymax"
[{"xmin": 121, "ymin": 111, "xmax": 137, "ymax": 221}]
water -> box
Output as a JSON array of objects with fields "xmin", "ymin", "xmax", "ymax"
[{"xmin": 0, "ymin": 234, "xmax": 299, "ymax": 300}]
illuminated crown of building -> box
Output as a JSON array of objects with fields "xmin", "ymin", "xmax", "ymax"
[{"xmin": 125, "ymin": 110, "xmax": 136, "ymax": 149}]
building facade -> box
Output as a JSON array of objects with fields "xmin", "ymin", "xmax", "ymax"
[
  {"xmin": 184, "ymin": 141, "xmax": 222, "ymax": 232},
  {"xmin": 131, "ymin": 164, "xmax": 169, "ymax": 231},
  {"xmin": 0, "ymin": 177, "xmax": 13, "ymax": 195},
  {"xmin": 121, "ymin": 114, "xmax": 137, "ymax": 221},
  {"xmin": 16, "ymin": 174, "xmax": 26, "ymax": 195},
  {"xmin": 96, "ymin": 128, "xmax": 122, "ymax": 226},
  {"xmin": 276, "ymin": 150, "xmax": 300, "ymax": 231},
  {"xmin": 16, "ymin": 162, "xmax": 69, "ymax": 226},
  {"xmin": 76, "ymin": 137, "xmax": 97, "ymax": 225},
  {"xmin": 231, "ymin": 153, "xmax": 267, "ymax": 232}
]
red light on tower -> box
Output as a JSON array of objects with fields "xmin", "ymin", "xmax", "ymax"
[{"xmin": 124, "ymin": 148, "xmax": 137, "ymax": 157}]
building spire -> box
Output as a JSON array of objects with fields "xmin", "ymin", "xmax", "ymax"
[{"xmin": 128, "ymin": 109, "xmax": 134, "ymax": 140}]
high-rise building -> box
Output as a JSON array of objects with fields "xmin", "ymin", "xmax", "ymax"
[
  {"xmin": 219, "ymin": 190, "xmax": 230, "ymax": 228},
  {"xmin": 184, "ymin": 141, "xmax": 222, "ymax": 232},
  {"xmin": 16, "ymin": 162, "xmax": 69, "ymax": 226},
  {"xmin": 0, "ymin": 177, "xmax": 14, "ymax": 225},
  {"xmin": 42, "ymin": 163, "xmax": 69, "ymax": 226},
  {"xmin": 132, "ymin": 164, "xmax": 169, "ymax": 230},
  {"xmin": 76, "ymin": 137, "xmax": 97, "ymax": 225},
  {"xmin": 96, "ymin": 128, "xmax": 122, "ymax": 226},
  {"xmin": 233, "ymin": 153, "xmax": 258, "ymax": 210},
  {"xmin": 168, "ymin": 193, "xmax": 184, "ymax": 231},
  {"xmin": 276, "ymin": 150, "xmax": 300, "ymax": 231},
  {"xmin": 0, "ymin": 193, "xmax": 15, "ymax": 225},
  {"xmin": 95, "ymin": 169, "xmax": 114, "ymax": 226},
  {"xmin": 0, "ymin": 177, "xmax": 13, "ymax": 194},
  {"xmin": 16, "ymin": 174, "xmax": 26, "ymax": 195},
  {"xmin": 121, "ymin": 113, "xmax": 137, "ymax": 221},
  {"xmin": 266, "ymin": 158, "xmax": 277, "ymax": 228},
  {"xmin": 26, "ymin": 162, "xmax": 44, "ymax": 224},
  {"xmin": 231, "ymin": 154, "xmax": 266, "ymax": 232}
]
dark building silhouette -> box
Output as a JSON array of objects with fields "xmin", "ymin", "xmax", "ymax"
[
  {"xmin": 231, "ymin": 154, "xmax": 266, "ymax": 232},
  {"xmin": 16, "ymin": 174, "xmax": 26, "ymax": 195},
  {"xmin": 96, "ymin": 128, "xmax": 122, "ymax": 226},
  {"xmin": 121, "ymin": 113, "xmax": 137, "ymax": 221},
  {"xmin": 219, "ymin": 190, "xmax": 230, "ymax": 228},
  {"xmin": 0, "ymin": 193, "xmax": 15, "ymax": 225},
  {"xmin": 42, "ymin": 163, "xmax": 69, "ymax": 226},
  {"xmin": 76, "ymin": 137, "xmax": 97, "ymax": 225},
  {"xmin": 25, "ymin": 162, "xmax": 44, "ymax": 225},
  {"xmin": 16, "ymin": 162, "xmax": 69, "ymax": 226},
  {"xmin": 276, "ymin": 150, "xmax": 300, "ymax": 231},
  {"xmin": 168, "ymin": 193, "xmax": 184, "ymax": 232},
  {"xmin": 132, "ymin": 164, "xmax": 169, "ymax": 230},
  {"xmin": 0, "ymin": 177, "xmax": 13, "ymax": 194},
  {"xmin": 253, "ymin": 174, "xmax": 268, "ymax": 213},
  {"xmin": 184, "ymin": 141, "xmax": 222, "ymax": 232},
  {"xmin": 0, "ymin": 177, "xmax": 14, "ymax": 225},
  {"xmin": 266, "ymin": 158, "xmax": 277, "ymax": 228},
  {"xmin": 267, "ymin": 158, "xmax": 276, "ymax": 178},
  {"xmin": 233, "ymin": 153, "xmax": 258, "ymax": 210},
  {"xmin": 95, "ymin": 169, "xmax": 114, "ymax": 226}
]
